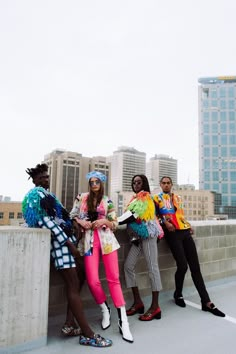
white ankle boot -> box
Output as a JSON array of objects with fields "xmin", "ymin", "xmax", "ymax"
[
  {"xmin": 100, "ymin": 302, "xmax": 111, "ymax": 330},
  {"xmin": 117, "ymin": 306, "xmax": 134, "ymax": 343}
]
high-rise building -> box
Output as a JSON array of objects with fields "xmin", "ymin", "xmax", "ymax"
[
  {"xmin": 146, "ymin": 154, "xmax": 177, "ymax": 191},
  {"xmin": 108, "ymin": 146, "xmax": 146, "ymax": 213},
  {"xmin": 198, "ymin": 76, "xmax": 236, "ymax": 214},
  {"xmin": 43, "ymin": 149, "xmax": 110, "ymax": 210}
]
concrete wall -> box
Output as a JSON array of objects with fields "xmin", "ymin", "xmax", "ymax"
[
  {"xmin": 0, "ymin": 227, "xmax": 51, "ymax": 354},
  {"xmin": 48, "ymin": 221, "xmax": 236, "ymax": 316}
]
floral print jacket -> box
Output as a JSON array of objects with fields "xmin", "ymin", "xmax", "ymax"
[{"xmin": 70, "ymin": 193, "xmax": 120, "ymax": 256}]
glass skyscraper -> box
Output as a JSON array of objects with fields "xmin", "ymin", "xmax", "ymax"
[{"xmin": 198, "ymin": 76, "xmax": 236, "ymax": 209}]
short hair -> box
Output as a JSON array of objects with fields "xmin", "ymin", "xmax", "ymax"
[
  {"xmin": 160, "ymin": 176, "xmax": 173, "ymax": 184},
  {"xmin": 26, "ymin": 163, "xmax": 48, "ymax": 180},
  {"xmin": 131, "ymin": 174, "xmax": 150, "ymax": 193}
]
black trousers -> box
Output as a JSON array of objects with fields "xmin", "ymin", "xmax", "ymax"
[{"xmin": 165, "ymin": 229, "xmax": 210, "ymax": 304}]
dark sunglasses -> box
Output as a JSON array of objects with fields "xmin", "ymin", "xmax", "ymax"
[
  {"xmin": 89, "ymin": 180, "xmax": 100, "ymax": 186},
  {"xmin": 132, "ymin": 180, "xmax": 142, "ymax": 185}
]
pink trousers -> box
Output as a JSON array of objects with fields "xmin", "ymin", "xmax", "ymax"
[{"xmin": 84, "ymin": 230, "xmax": 125, "ymax": 308}]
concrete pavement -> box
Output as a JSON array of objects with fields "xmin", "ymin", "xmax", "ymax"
[{"xmin": 27, "ymin": 276, "xmax": 236, "ymax": 354}]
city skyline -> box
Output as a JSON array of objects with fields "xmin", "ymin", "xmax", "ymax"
[
  {"xmin": 1, "ymin": 1, "xmax": 236, "ymax": 201},
  {"xmin": 0, "ymin": 146, "xmax": 179, "ymax": 201}
]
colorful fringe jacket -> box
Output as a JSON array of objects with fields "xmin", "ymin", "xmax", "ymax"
[
  {"xmin": 119, "ymin": 191, "xmax": 164, "ymax": 240},
  {"xmin": 22, "ymin": 186, "xmax": 76, "ymax": 269}
]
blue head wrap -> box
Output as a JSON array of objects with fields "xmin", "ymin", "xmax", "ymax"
[{"xmin": 86, "ymin": 171, "xmax": 107, "ymax": 182}]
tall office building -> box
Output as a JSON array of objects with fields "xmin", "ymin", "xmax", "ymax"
[
  {"xmin": 198, "ymin": 76, "xmax": 236, "ymax": 213},
  {"xmin": 108, "ymin": 146, "xmax": 146, "ymax": 213},
  {"xmin": 43, "ymin": 150, "xmax": 110, "ymax": 210},
  {"xmin": 146, "ymin": 154, "xmax": 177, "ymax": 191}
]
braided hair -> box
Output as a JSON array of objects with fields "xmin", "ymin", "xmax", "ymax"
[{"xmin": 26, "ymin": 163, "xmax": 48, "ymax": 180}]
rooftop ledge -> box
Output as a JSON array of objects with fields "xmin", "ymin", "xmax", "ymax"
[{"xmin": 1, "ymin": 222, "xmax": 236, "ymax": 353}]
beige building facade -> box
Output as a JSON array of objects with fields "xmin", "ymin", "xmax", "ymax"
[
  {"xmin": 0, "ymin": 202, "xmax": 24, "ymax": 226},
  {"xmin": 108, "ymin": 146, "xmax": 146, "ymax": 213},
  {"xmin": 153, "ymin": 185, "xmax": 216, "ymax": 221},
  {"xmin": 43, "ymin": 150, "xmax": 110, "ymax": 211},
  {"xmin": 147, "ymin": 154, "xmax": 177, "ymax": 189}
]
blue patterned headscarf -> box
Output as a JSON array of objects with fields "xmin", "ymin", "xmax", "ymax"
[{"xmin": 86, "ymin": 171, "xmax": 107, "ymax": 182}]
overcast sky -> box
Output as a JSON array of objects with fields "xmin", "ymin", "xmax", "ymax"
[{"xmin": 1, "ymin": 0, "xmax": 236, "ymax": 201}]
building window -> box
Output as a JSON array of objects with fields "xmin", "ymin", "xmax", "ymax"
[
  {"xmin": 203, "ymin": 135, "xmax": 210, "ymax": 145},
  {"xmin": 212, "ymin": 159, "xmax": 219, "ymax": 169},
  {"xmin": 221, "ymin": 147, "xmax": 227, "ymax": 157},
  {"xmin": 220, "ymin": 111, "xmax": 227, "ymax": 121},
  {"xmin": 222, "ymin": 160, "xmax": 228, "ymax": 169},
  {"xmin": 210, "ymin": 90, "xmax": 217, "ymax": 98},
  {"xmin": 229, "ymin": 123, "xmax": 236, "ymax": 133},
  {"xmin": 228, "ymin": 87, "xmax": 235, "ymax": 97},
  {"xmin": 212, "ymin": 135, "xmax": 218, "ymax": 145},
  {"xmin": 203, "ymin": 112, "xmax": 209, "ymax": 122},
  {"xmin": 220, "ymin": 123, "xmax": 227, "ymax": 134},
  {"xmin": 204, "ymin": 171, "xmax": 210, "ymax": 181},
  {"xmin": 17, "ymin": 212, "xmax": 23, "ymax": 219},
  {"xmin": 203, "ymin": 124, "xmax": 210, "ymax": 133},
  {"xmin": 202, "ymin": 88, "xmax": 209, "ymax": 98},
  {"xmin": 0, "ymin": 212, "xmax": 3, "ymax": 219},
  {"xmin": 211, "ymin": 100, "xmax": 218, "ymax": 108},
  {"xmin": 231, "ymin": 196, "xmax": 236, "ymax": 206},
  {"xmin": 213, "ymin": 183, "xmax": 219, "ymax": 192},
  {"xmin": 230, "ymin": 162, "xmax": 236, "ymax": 169},
  {"xmin": 222, "ymin": 171, "xmax": 228, "ymax": 180},
  {"xmin": 213, "ymin": 171, "xmax": 219, "ymax": 181},
  {"xmin": 220, "ymin": 100, "xmax": 226, "ymax": 109},
  {"xmin": 9, "ymin": 212, "xmax": 14, "ymax": 219},
  {"xmin": 229, "ymin": 111, "xmax": 235, "ymax": 121},
  {"xmin": 204, "ymin": 159, "xmax": 210, "ymax": 169},
  {"xmin": 212, "ymin": 123, "xmax": 218, "ymax": 133},
  {"xmin": 230, "ymin": 147, "xmax": 236, "ymax": 157},
  {"xmin": 222, "ymin": 184, "xmax": 228, "ymax": 193},
  {"xmin": 231, "ymin": 184, "xmax": 236, "ymax": 193},
  {"xmin": 211, "ymin": 112, "xmax": 218, "ymax": 121},
  {"xmin": 204, "ymin": 147, "xmax": 210, "ymax": 157},
  {"xmin": 220, "ymin": 88, "xmax": 226, "ymax": 97},
  {"xmin": 212, "ymin": 147, "xmax": 218, "ymax": 157},
  {"xmin": 222, "ymin": 196, "xmax": 228, "ymax": 205},
  {"xmin": 229, "ymin": 100, "xmax": 235, "ymax": 109},
  {"xmin": 221, "ymin": 135, "xmax": 227, "ymax": 145},
  {"xmin": 230, "ymin": 171, "xmax": 236, "ymax": 181}
]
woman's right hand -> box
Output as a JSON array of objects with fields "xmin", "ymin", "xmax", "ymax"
[{"xmin": 80, "ymin": 220, "xmax": 92, "ymax": 230}]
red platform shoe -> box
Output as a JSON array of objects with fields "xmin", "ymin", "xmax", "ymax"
[
  {"xmin": 139, "ymin": 307, "xmax": 161, "ymax": 321},
  {"xmin": 126, "ymin": 303, "xmax": 145, "ymax": 316}
]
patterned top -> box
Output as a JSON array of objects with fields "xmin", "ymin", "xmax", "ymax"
[
  {"xmin": 153, "ymin": 192, "xmax": 191, "ymax": 230},
  {"xmin": 70, "ymin": 193, "xmax": 120, "ymax": 256},
  {"xmin": 120, "ymin": 191, "xmax": 164, "ymax": 240},
  {"xmin": 22, "ymin": 186, "xmax": 76, "ymax": 270}
]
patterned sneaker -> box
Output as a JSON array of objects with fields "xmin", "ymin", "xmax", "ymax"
[{"xmin": 79, "ymin": 333, "xmax": 112, "ymax": 347}]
